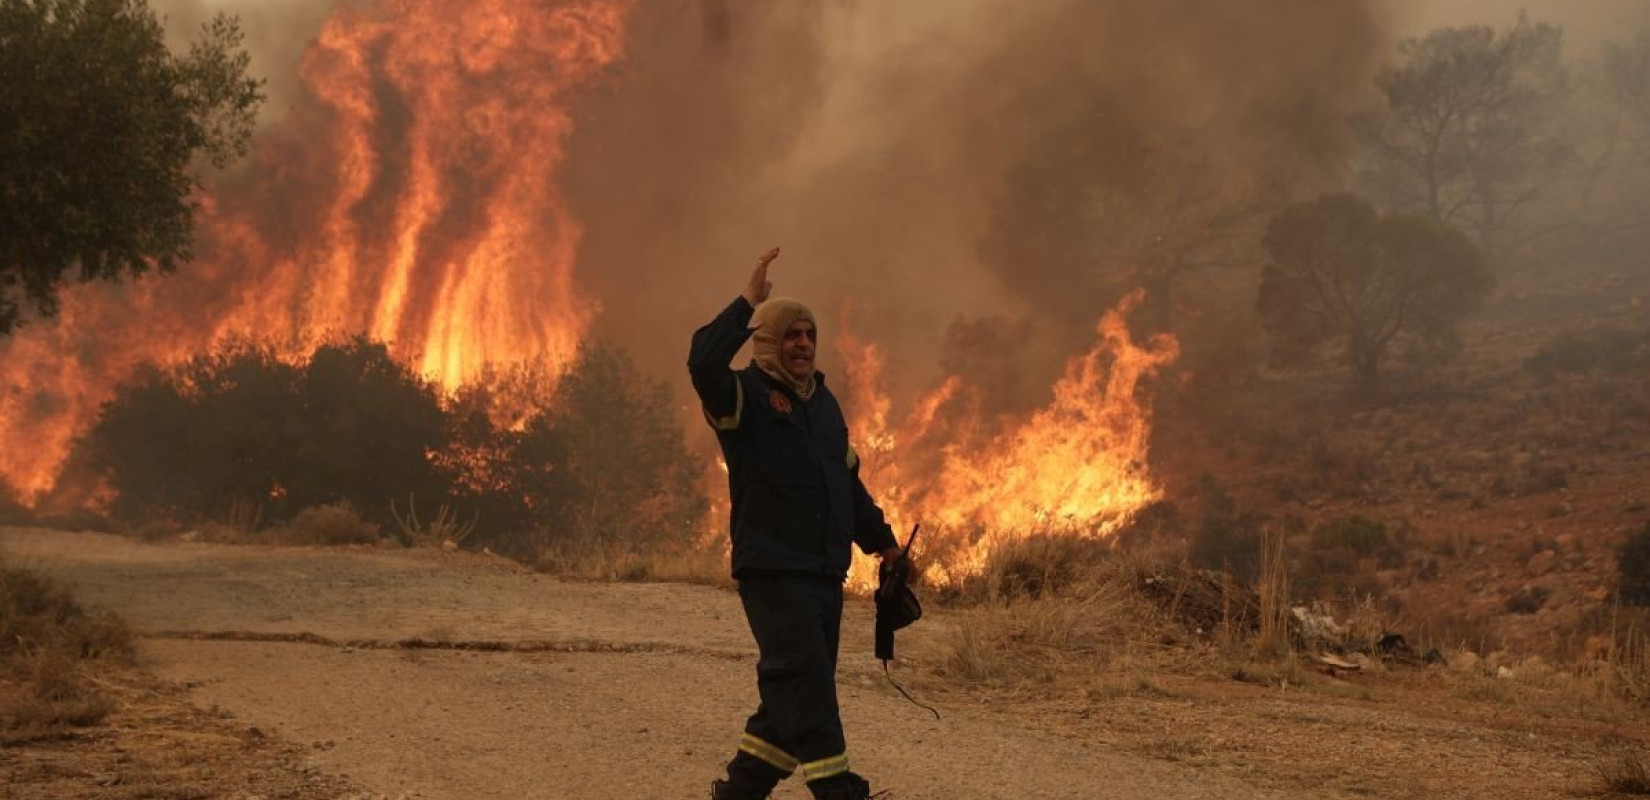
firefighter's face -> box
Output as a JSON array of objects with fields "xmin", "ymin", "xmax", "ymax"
[{"xmin": 780, "ymin": 319, "xmax": 816, "ymax": 381}]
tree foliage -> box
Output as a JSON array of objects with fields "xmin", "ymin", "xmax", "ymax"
[
  {"xmin": 477, "ymin": 343, "xmax": 708, "ymax": 558},
  {"xmin": 1257, "ymin": 193, "xmax": 1493, "ymax": 387},
  {"xmin": 82, "ymin": 337, "xmax": 449, "ymax": 525},
  {"xmin": 0, "ymin": 0, "xmax": 263, "ymax": 333},
  {"xmin": 78, "ymin": 338, "xmax": 707, "ymax": 557}
]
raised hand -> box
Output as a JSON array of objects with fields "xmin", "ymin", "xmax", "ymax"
[{"xmin": 742, "ymin": 247, "xmax": 779, "ymax": 307}]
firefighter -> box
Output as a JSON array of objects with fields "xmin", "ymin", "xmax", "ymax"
[{"xmin": 688, "ymin": 247, "xmax": 903, "ymax": 800}]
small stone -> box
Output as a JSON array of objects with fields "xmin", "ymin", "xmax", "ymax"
[{"xmin": 1526, "ymin": 550, "xmax": 1557, "ymax": 577}]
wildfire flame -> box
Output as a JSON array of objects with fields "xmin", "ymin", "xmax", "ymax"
[
  {"xmin": 0, "ymin": 0, "xmax": 635, "ymax": 499},
  {"xmin": 839, "ymin": 290, "xmax": 1180, "ymax": 588},
  {"xmin": 2, "ymin": 1, "xmax": 1179, "ymax": 594}
]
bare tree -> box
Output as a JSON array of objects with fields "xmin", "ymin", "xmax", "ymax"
[
  {"xmin": 1576, "ymin": 33, "xmax": 1650, "ymax": 221},
  {"xmin": 1351, "ymin": 15, "xmax": 1570, "ymax": 267}
]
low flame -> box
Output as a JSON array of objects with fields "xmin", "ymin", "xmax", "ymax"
[{"xmin": 840, "ymin": 290, "xmax": 1179, "ymax": 589}]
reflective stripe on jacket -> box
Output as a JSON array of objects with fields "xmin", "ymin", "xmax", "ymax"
[{"xmin": 688, "ymin": 296, "xmax": 897, "ymax": 579}]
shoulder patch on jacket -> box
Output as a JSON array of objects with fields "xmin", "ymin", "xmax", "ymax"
[{"xmin": 768, "ymin": 389, "xmax": 792, "ymax": 415}]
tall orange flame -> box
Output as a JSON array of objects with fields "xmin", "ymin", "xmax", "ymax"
[
  {"xmin": 0, "ymin": 0, "xmax": 635, "ymax": 500},
  {"xmin": 839, "ymin": 291, "xmax": 1179, "ymax": 588}
]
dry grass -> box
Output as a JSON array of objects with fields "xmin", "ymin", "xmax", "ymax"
[
  {"xmin": 1255, "ymin": 526, "xmax": 1291, "ymax": 656},
  {"xmin": 924, "ymin": 536, "xmax": 1184, "ymax": 689},
  {"xmin": 0, "ymin": 557, "xmax": 133, "ymax": 741},
  {"xmin": 533, "ymin": 539, "xmax": 731, "ymax": 587}
]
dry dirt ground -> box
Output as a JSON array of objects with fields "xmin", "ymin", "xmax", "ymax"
[{"xmin": 2, "ymin": 527, "xmax": 1646, "ymax": 799}]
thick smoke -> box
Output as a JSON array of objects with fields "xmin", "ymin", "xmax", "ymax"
[
  {"xmin": 561, "ymin": 0, "xmax": 1395, "ymax": 414},
  {"xmin": 152, "ymin": 0, "xmax": 334, "ymax": 121}
]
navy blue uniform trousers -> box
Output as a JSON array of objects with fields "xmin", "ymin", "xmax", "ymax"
[{"xmin": 726, "ymin": 573, "xmax": 847, "ymax": 791}]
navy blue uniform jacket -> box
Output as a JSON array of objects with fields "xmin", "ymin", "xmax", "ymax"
[{"xmin": 688, "ymin": 296, "xmax": 898, "ymax": 580}]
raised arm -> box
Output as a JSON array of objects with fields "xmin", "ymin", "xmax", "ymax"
[{"xmin": 687, "ymin": 248, "xmax": 778, "ymax": 429}]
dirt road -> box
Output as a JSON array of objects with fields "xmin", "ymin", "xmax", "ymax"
[{"xmin": 0, "ymin": 527, "xmax": 1316, "ymax": 800}]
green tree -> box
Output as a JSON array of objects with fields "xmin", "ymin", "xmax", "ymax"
[
  {"xmin": 1351, "ymin": 15, "xmax": 1570, "ymax": 266},
  {"xmin": 81, "ymin": 338, "xmax": 450, "ymax": 527},
  {"xmin": 0, "ymin": 0, "xmax": 263, "ymax": 333},
  {"xmin": 1257, "ymin": 193, "xmax": 1493, "ymax": 388},
  {"xmin": 84, "ymin": 342, "xmax": 301, "ymax": 522},
  {"xmin": 287, "ymin": 337, "xmax": 451, "ymax": 520}
]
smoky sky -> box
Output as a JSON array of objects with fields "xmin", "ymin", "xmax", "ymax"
[
  {"xmin": 147, "ymin": 0, "xmax": 1646, "ymax": 400},
  {"xmin": 1401, "ymin": 0, "xmax": 1650, "ymax": 54},
  {"xmin": 559, "ymin": 0, "xmax": 1394, "ymax": 410}
]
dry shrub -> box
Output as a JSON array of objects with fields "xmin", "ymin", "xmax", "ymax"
[
  {"xmin": 266, "ymin": 502, "xmax": 381, "ymax": 546},
  {"xmin": 0, "ymin": 558, "xmax": 132, "ymax": 739},
  {"xmin": 1136, "ymin": 562, "xmax": 1263, "ymax": 638},
  {"xmin": 0, "ymin": 562, "xmax": 131, "ymax": 662},
  {"xmin": 0, "ymin": 649, "xmax": 117, "ymax": 739},
  {"xmin": 1598, "ymin": 752, "xmax": 1650, "ymax": 795}
]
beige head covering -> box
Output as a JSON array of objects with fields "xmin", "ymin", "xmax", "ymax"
[{"xmin": 749, "ymin": 297, "xmax": 818, "ymax": 400}]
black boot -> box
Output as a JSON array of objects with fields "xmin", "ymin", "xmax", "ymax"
[
  {"xmin": 711, "ymin": 778, "xmax": 770, "ymax": 800},
  {"xmin": 808, "ymin": 772, "xmax": 877, "ymax": 800}
]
